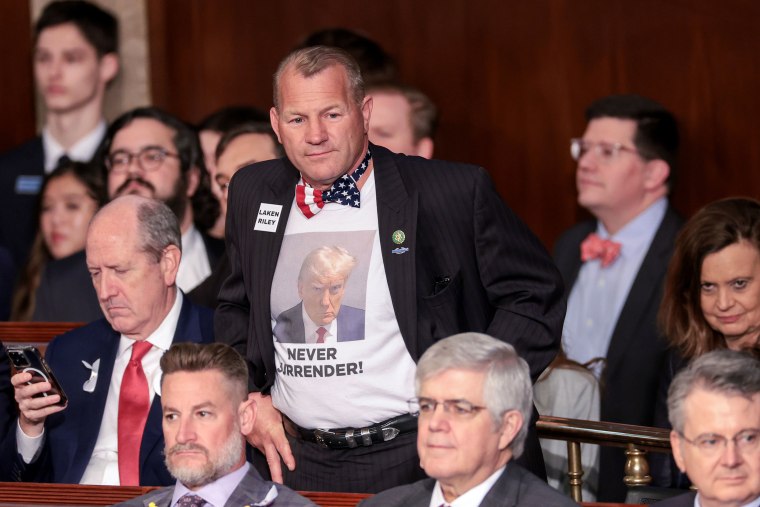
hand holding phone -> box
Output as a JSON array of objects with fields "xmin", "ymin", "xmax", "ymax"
[{"xmin": 7, "ymin": 345, "xmax": 68, "ymax": 436}]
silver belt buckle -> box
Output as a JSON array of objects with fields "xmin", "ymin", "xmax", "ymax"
[
  {"xmin": 313, "ymin": 429, "xmax": 329, "ymax": 448},
  {"xmin": 345, "ymin": 429, "xmax": 358, "ymax": 448},
  {"xmin": 360, "ymin": 427, "xmax": 372, "ymax": 446},
  {"xmin": 381, "ymin": 426, "xmax": 400, "ymax": 442}
]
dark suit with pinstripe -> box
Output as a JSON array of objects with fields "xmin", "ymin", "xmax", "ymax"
[
  {"xmin": 554, "ymin": 206, "xmax": 683, "ymax": 501},
  {"xmin": 216, "ymin": 144, "xmax": 565, "ymax": 492}
]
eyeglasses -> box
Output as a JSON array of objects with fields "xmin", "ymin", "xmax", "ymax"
[
  {"xmin": 408, "ymin": 397, "xmax": 487, "ymax": 419},
  {"xmin": 678, "ymin": 429, "xmax": 760, "ymax": 456},
  {"xmin": 570, "ymin": 138, "xmax": 642, "ymax": 163},
  {"xmin": 106, "ymin": 146, "xmax": 180, "ymax": 174}
]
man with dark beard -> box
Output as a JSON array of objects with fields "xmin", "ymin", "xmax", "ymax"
[
  {"xmin": 33, "ymin": 107, "xmax": 224, "ymax": 322},
  {"xmin": 117, "ymin": 342, "xmax": 314, "ymax": 507}
]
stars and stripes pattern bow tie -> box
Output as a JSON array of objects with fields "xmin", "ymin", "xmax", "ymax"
[
  {"xmin": 295, "ymin": 148, "xmax": 372, "ymax": 218},
  {"xmin": 580, "ymin": 232, "xmax": 622, "ymax": 268}
]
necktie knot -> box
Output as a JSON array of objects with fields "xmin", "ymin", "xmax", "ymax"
[
  {"xmin": 177, "ymin": 493, "xmax": 205, "ymax": 507},
  {"xmin": 130, "ymin": 341, "xmax": 152, "ymax": 363},
  {"xmin": 296, "ymin": 148, "xmax": 372, "ymax": 218},
  {"xmin": 581, "ymin": 232, "xmax": 621, "ymax": 268}
]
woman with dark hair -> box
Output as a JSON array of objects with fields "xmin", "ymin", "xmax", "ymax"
[
  {"xmin": 11, "ymin": 161, "xmax": 106, "ymax": 321},
  {"xmin": 654, "ymin": 196, "xmax": 760, "ymax": 487}
]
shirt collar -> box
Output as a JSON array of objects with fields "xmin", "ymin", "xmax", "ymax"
[
  {"xmin": 430, "ymin": 465, "xmax": 506, "ymax": 507},
  {"xmin": 171, "ymin": 462, "xmax": 251, "ymax": 507},
  {"xmin": 117, "ymin": 290, "xmax": 183, "ymax": 358},
  {"xmin": 42, "ymin": 120, "xmax": 107, "ymax": 173},
  {"xmin": 695, "ymin": 493, "xmax": 760, "ymax": 507},
  {"xmin": 597, "ymin": 197, "xmax": 668, "ymax": 257}
]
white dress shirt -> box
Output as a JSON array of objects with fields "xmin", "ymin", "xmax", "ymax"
[
  {"xmin": 429, "ymin": 465, "xmax": 505, "ymax": 507},
  {"xmin": 42, "ymin": 120, "xmax": 106, "ymax": 172},
  {"xmin": 177, "ymin": 225, "xmax": 211, "ymax": 292}
]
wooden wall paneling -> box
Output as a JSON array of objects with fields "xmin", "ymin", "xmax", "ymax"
[
  {"xmin": 141, "ymin": 0, "xmax": 760, "ymax": 247},
  {"xmin": 0, "ymin": 2, "xmax": 35, "ymax": 152}
]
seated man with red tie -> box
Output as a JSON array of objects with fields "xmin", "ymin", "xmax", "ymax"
[
  {"xmin": 553, "ymin": 94, "xmax": 682, "ymax": 501},
  {"xmin": 8, "ymin": 195, "xmax": 214, "ymax": 486}
]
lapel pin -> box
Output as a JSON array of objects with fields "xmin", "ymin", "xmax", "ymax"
[
  {"xmin": 82, "ymin": 359, "xmax": 100, "ymax": 393},
  {"xmin": 392, "ymin": 230, "xmax": 406, "ymax": 244},
  {"xmin": 392, "ymin": 247, "xmax": 409, "ymax": 255}
]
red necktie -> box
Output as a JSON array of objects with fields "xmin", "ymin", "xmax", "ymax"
[
  {"xmin": 118, "ymin": 340, "xmax": 152, "ymax": 485},
  {"xmin": 580, "ymin": 232, "xmax": 622, "ymax": 268},
  {"xmin": 316, "ymin": 327, "xmax": 327, "ymax": 343}
]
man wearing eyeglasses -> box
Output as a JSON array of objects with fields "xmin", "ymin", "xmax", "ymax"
[
  {"xmin": 653, "ymin": 349, "xmax": 760, "ymax": 507},
  {"xmin": 361, "ymin": 333, "xmax": 576, "ymax": 506},
  {"xmin": 554, "ymin": 94, "xmax": 683, "ymax": 501},
  {"xmin": 33, "ymin": 107, "xmax": 224, "ymax": 322}
]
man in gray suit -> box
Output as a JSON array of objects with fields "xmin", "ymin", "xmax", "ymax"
[
  {"xmin": 118, "ymin": 342, "xmax": 313, "ymax": 507},
  {"xmin": 362, "ymin": 333, "xmax": 576, "ymax": 506},
  {"xmin": 654, "ymin": 350, "xmax": 760, "ymax": 507}
]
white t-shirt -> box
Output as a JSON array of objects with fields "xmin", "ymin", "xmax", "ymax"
[{"xmin": 270, "ymin": 172, "xmax": 417, "ymax": 428}]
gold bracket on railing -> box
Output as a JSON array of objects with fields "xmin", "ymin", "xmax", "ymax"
[{"xmin": 623, "ymin": 443, "xmax": 652, "ymax": 487}]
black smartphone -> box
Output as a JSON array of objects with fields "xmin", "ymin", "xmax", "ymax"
[{"xmin": 6, "ymin": 345, "xmax": 68, "ymax": 407}]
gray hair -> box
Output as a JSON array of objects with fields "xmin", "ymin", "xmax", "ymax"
[
  {"xmin": 136, "ymin": 198, "xmax": 182, "ymax": 262},
  {"xmin": 273, "ymin": 45, "xmax": 365, "ymax": 111},
  {"xmin": 667, "ymin": 349, "xmax": 760, "ymax": 433},
  {"xmin": 298, "ymin": 246, "xmax": 356, "ymax": 284},
  {"xmin": 416, "ymin": 332, "xmax": 533, "ymax": 458}
]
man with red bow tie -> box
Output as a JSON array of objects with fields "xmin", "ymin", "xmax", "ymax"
[
  {"xmin": 216, "ymin": 45, "xmax": 565, "ymax": 494},
  {"xmin": 554, "ymin": 94, "xmax": 683, "ymax": 501}
]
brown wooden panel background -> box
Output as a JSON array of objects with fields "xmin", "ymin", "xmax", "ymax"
[{"xmin": 3, "ymin": 0, "xmax": 759, "ymax": 248}]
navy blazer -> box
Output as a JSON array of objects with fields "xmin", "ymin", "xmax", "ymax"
[
  {"xmin": 10, "ymin": 295, "xmax": 214, "ymax": 485},
  {"xmin": 553, "ymin": 205, "xmax": 683, "ymax": 501},
  {"xmin": 0, "ymin": 138, "xmax": 45, "ymax": 268},
  {"xmin": 0, "ymin": 341, "xmax": 17, "ymax": 480},
  {"xmin": 217, "ymin": 144, "xmax": 565, "ymax": 389},
  {"xmin": 359, "ymin": 462, "xmax": 578, "ymax": 506}
]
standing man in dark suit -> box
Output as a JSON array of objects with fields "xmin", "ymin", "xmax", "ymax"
[
  {"xmin": 554, "ymin": 94, "xmax": 682, "ymax": 501},
  {"xmin": 9, "ymin": 195, "xmax": 214, "ymax": 486},
  {"xmin": 34, "ymin": 107, "xmax": 225, "ymax": 322},
  {"xmin": 216, "ymin": 46, "xmax": 565, "ymax": 493},
  {"xmin": 653, "ymin": 350, "xmax": 760, "ymax": 507},
  {"xmin": 117, "ymin": 342, "xmax": 314, "ymax": 507},
  {"xmin": 0, "ymin": 0, "xmax": 119, "ymax": 269},
  {"xmin": 362, "ymin": 333, "xmax": 576, "ymax": 507}
]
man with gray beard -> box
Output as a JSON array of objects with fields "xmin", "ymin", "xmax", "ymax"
[{"xmin": 118, "ymin": 342, "xmax": 314, "ymax": 507}]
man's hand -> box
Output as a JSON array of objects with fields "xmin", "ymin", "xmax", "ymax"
[
  {"xmin": 245, "ymin": 392, "xmax": 295, "ymax": 483},
  {"xmin": 12, "ymin": 371, "xmax": 66, "ymax": 437}
]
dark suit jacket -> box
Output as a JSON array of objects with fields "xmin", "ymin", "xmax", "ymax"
[
  {"xmin": 188, "ymin": 251, "xmax": 230, "ymax": 309},
  {"xmin": 115, "ymin": 464, "xmax": 316, "ymax": 506},
  {"xmin": 0, "ymin": 341, "xmax": 17, "ymax": 480},
  {"xmin": 33, "ymin": 234, "xmax": 226, "ymax": 322},
  {"xmin": 273, "ymin": 302, "xmax": 365, "ymax": 343},
  {"xmin": 651, "ymin": 491, "xmax": 697, "ymax": 506},
  {"xmin": 0, "ymin": 246, "xmax": 14, "ymax": 320},
  {"xmin": 553, "ymin": 205, "xmax": 683, "ymax": 501},
  {"xmin": 9, "ymin": 296, "xmax": 214, "ymax": 485},
  {"xmin": 0, "ymin": 137, "xmax": 45, "ymax": 268},
  {"xmin": 359, "ymin": 462, "xmax": 578, "ymax": 506},
  {"xmin": 217, "ymin": 144, "xmax": 565, "ymax": 390}
]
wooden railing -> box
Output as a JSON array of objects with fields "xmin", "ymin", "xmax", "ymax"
[
  {"xmin": 0, "ymin": 321, "xmax": 84, "ymax": 354},
  {"xmin": 536, "ymin": 416, "xmax": 672, "ymax": 503},
  {"xmin": 0, "ymin": 482, "xmax": 642, "ymax": 506}
]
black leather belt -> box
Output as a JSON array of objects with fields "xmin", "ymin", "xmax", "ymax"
[{"xmin": 283, "ymin": 413, "xmax": 418, "ymax": 449}]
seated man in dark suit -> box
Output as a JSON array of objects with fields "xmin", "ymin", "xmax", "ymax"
[
  {"xmin": 34, "ymin": 107, "xmax": 225, "ymax": 321},
  {"xmin": 654, "ymin": 350, "xmax": 760, "ymax": 507},
  {"xmin": 0, "ymin": 341, "xmax": 17, "ymax": 480},
  {"xmin": 9, "ymin": 195, "xmax": 214, "ymax": 486},
  {"xmin": 274, "ymin": 245, "xmax": 365, "ymax": 343},
  {"xmin": 362, "ymin": 333, "xmax": 576, "ymax": 507},
  {"xmin": 118, "ymin": 342, "xmax": 314, "ymax": 507},
  {"xmin": 0, "ymin": 0, "xmax": 119, "ymax": 269}
]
